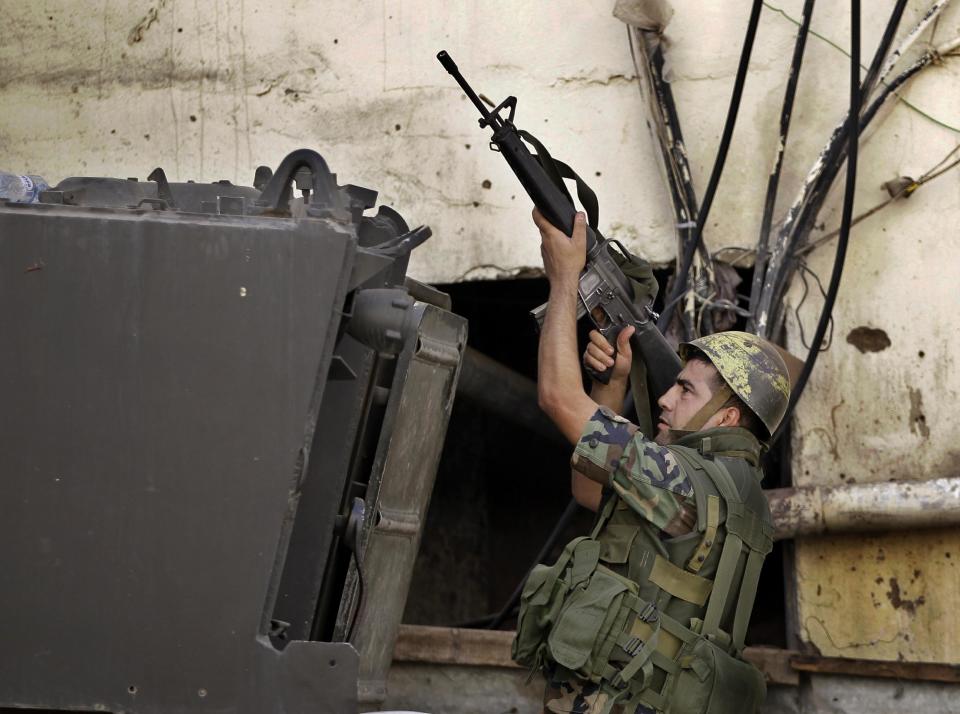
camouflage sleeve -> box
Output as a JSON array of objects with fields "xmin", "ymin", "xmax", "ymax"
[{"xmin": 571, "ymin": 407, "xmax": 697, "ymax": 536}]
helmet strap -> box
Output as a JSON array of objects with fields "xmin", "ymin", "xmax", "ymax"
[{"xmin": 673, "ymin": 384, "xmax": 733, "ymax": 436}]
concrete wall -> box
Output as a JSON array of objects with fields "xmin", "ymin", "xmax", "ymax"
[{"xmin": 3, "ymin": 0, "xmax": 960, "ymax": 704}]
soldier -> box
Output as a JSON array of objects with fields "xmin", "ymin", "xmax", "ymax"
[{"xmin": 520, "ymin": 209, "xmax": 791, "ymax": 714}]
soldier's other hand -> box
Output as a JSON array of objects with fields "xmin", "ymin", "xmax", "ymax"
[{"xmin": 584, "ymin": 326, "xmax": 634, "ymax": 383}]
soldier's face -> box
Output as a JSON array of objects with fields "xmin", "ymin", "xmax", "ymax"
[{"xmin": 654, "ymin": 359, "xmax": 722, "ymax": 445}]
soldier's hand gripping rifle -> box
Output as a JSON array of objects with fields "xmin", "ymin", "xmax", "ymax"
[{"xmin": 437, "ymin": 51, "xmax": 681, "ymax": 398}]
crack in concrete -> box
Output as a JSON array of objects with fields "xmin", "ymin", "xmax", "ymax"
[
  {"xmin": 550, "ymin": 73, "xmax": 636, "ymax": 88},
  {"xmin": 128, "ymin": 0, "xmax": 170, "ymax": 45},
  {"xmin": 804, "ymin": 615, "xmax": 901, "ymax": 653}
]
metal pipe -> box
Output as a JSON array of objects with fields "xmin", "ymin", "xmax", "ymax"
[
  {"xmin": 767, "ymin": 477, "xmax": 960, "ymax": 541},
  {"xmin": 457, "ymin": 347, "xmax": 563, "ymax": 444}
]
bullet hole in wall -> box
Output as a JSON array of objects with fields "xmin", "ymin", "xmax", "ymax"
[{"xmin": 846, "ymin": 326, "xmax": 891, "ymax": 353}]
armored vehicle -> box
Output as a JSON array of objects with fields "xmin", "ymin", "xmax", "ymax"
[{"xmin": 0, "ymin": 149, "xmax": 465, "ymax": 713}]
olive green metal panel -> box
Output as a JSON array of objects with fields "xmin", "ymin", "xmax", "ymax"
[{"xmin": 344, "ymin": 303, "xmax": 468, "ymax": 708}]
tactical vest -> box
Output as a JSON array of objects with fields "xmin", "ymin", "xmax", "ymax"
[{"xmin": 512, "ymin": 428, "xmax": 773, "ymax": 714}]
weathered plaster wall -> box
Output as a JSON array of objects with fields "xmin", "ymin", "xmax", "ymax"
[
  {"xmin": 1, "ymin": 0, "xmax": 680, "ymax": 281},
  {"xmin": 777, "ymin": 1, "xmax": 960, "ymax": 663},
  {"xmin": 3, "ymin": 0, "xmax": 960, "ymax": 676}
]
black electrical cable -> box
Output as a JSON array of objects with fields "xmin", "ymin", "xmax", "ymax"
[
  {"xmin": 747, "ymin": 0, "xmax": 816, "ymax": 332},
  {"xmin": 629, "ymin": 27, "xmax": 712, "ymax": 340},
  {"xmin": 657, "ymin": 0, "xmax": 765, "ymax": 334},
  {"xmin": 785, "ymin": 0, "xmax": 906, "ymax": 241},
  {"xmin": 628, "ymin": 28, "xmax": 701, "ymax": 246},
  {"xmin": 772, "ymin": 0, "xmax": 860, "ymax": 445},
  {"xmin": 465, "ymin": 498, "xmax": 581, "ymax": 630},
  {"xmin": 756, "ymin": 0, "xmax": 908, "ymax": 328}
]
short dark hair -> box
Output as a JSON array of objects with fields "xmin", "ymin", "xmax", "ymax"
[{"xmin": 685, "ymin": 350, "xmax": 767, "ymax": 440}]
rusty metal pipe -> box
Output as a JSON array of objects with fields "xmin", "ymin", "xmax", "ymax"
[
  {"xmin": 456, "ymin": 347, "xmax": 564, "ymax": 444},
  {"xmin": 766, "ymin": 477, "xmax": 960, "ymax": 541}
]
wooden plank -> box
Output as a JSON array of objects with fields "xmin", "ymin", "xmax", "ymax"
[
  {"xmin": 743, "ymin": 646, "xmax": 800, "ymax": 686},
  {"xmin": 393, "ymin": 627, "xmax": 960, "ymax": 685},
  {"xmin": 394, "ymin": 625, "xmax": 519, "ymax": 669},
  {"xmin": 790, "ymin": 654, "xmax": 960, "ymax": 683},
  {"xmin": 393, "ymin": 626, "xmax": 800, "ymax": 684}
]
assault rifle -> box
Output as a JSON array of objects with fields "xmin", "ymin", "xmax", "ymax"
[{"xmin": 437, "ymin": 51, "xmax": 681, "ymax": 397}]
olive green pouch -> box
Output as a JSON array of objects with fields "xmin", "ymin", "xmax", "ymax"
[
  {"xmin": 667, "ymin": 636, "xmax": 766, "ymax": 714},
  {"xmin": 547, "ymin": 564, "xmax": 634, "ymax": 674},
  {"xmin": 512, "ymin": 536, "xmax": 591, "ymax": 670}
]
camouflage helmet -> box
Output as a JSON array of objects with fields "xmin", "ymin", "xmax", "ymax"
[{"xmin": 679, "ymin": 331, "xmax": 792, "ymax": 437}]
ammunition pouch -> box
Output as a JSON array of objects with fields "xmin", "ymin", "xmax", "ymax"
[
  {"xmin": 666, "ymin": 635, "xmax": 766, "ymax": 714},
  {"xmin": 512, "ymin": 536, "xmax": 592, "ymax": 671}
]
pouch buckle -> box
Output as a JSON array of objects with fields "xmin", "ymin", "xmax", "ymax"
[
  {"xmin": 622, "ymin": 636, "xmax": 644, "ymax": 657},
  {"xmin": 621, "ymin": 603, "xmax": 659, "ymax": 657},
  {"xmin": 638, "ymin": 601, "xmax": 659, "ymax": 623}
]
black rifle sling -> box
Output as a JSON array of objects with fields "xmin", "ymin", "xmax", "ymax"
[{"xmin": 519, "ymin": 129, "xmax": 600, "ymax": 230}]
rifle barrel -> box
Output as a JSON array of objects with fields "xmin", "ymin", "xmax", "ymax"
[{"xmin": 436, "ymin": 51, "xmax": 498, "ymax": 127}]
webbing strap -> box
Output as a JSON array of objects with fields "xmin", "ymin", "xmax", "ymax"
[
  {"xmin": 696, "ymin": 451, "xmax": 741, "ymax": 507},
  {"xmin": 570, "ymin": 540, "xmax": 602, "ymax": 587},
  {"xmin": 519, "ymin": 129, "xmax": 600, "ymax": 230},
  {"xmin": 530, "ymin": 536, "xmax": 590, "ymax": 607},
  {"xmin": 699, "ymin": 454, "xmax": 772, "ymax": 555},
  {"xmin": 590, "ymin": 492, "xmax": 618, "ymax": 540},
  {"xmin": 649, "ymin": 554, "xmax": 713, "ymax": 606},
  {"xmin": 596, "ymin": 686, "xmax": 629, "ymax": 714},
  {"xmin": 701, "ymin": 532, "xmax": 743, "ymax": 641},
  {"xmin": 595, "ymin": 591, "xmax": 635, "ymax": 675},
  {"xmin": 687, "ymin": 494, "xmax": 720, "ymax": 573},
  {"xmin": 629, "ymin": 686, "xmax": 668, "ymax": 714},
  {"xmin": 726, "ymin": 509, "xmax": 773, "ymax": 553},
  {"xmin": 629, "ymin": 357, "xmax": 654, "ymax": 437},
  {"xmin": 612, "ymin": 615, "xmax": 660, "ymax": 688},
  {"xmin": 668, "ymin": 446, "xmax": 746, "ymax": 643},
  {"xmin": 731, "ymin": 547, "xmax": 766, "ymax": 652}
]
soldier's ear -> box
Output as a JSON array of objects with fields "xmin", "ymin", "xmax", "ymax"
[{"xmin": 719, "ymin": 405, "xmax": 741, "ymax": 428}]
